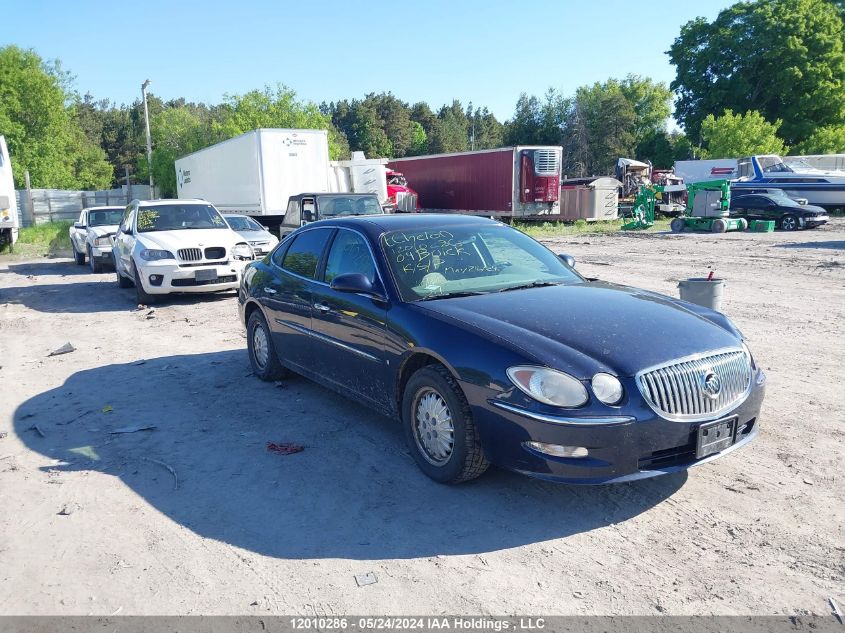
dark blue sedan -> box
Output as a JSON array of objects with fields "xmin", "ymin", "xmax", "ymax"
[{"xmin": 238, "ymin": 215, "xmax": 765, "ymax": 484}]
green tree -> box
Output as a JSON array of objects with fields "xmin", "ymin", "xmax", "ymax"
[
  {"xmin": 148, "ymin": 107, "xmax": 208, "ymax": 197},
  {"xmin": 467, "ymin": 105, "xmax": 504, "ymax": 150},
  {"xmin": 699, "ymin": 110, "xmax": 787, "ymax": 158},
  {"xmin": 617, "ymin": 75, "xmax": 672, "ymax": 147},
  {"xmin": 408, "ymin": 121, "xmax": 428, "ymax": 155},
  {"xmin": 669, "ymin": 0, "xmax": 845, "ymax": 145},
  {"xmin": 0, "ymin": 45, "xmax": 112, "ymax": 189},
  {"xmin": 429, "ymin": 101, "xmax": 469, "ymax": 153},
  {"xmin": 791, "ymin": 125, "xmax": 845, "ymax": 154}
]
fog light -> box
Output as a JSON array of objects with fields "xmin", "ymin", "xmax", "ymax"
[
  {"xmin": 525, "ymin": 442, "xmax": 589, "ymax": 458},
  {"xmin": 148, "ymin": 274, "xmax": 164, "ymax": 286}
]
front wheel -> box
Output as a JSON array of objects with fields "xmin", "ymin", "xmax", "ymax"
[
  {"xmin": 711, "ymin": 219, "xmax": 727, "ymax": 233},
  {"xmin": 246, "ymin": 310, "xmax": 286, "ymax": 381},
  {"xmin": 88, "ymin": 246, "xmax": 103, "ymax": 273},
  {"xmin": 670, "ymin": 218, "xmax": 686, "ymax": 233},
  {"xmin": 402, "ymin": 365, "xmax": 489, "ymax": 484},
  {"xmin": 73, "ymin": 243, "xmax": 85, "ymax": 265},
  {"xmin": 133, "ymin": 263, "xmax": 156, "ymax": 305},
  {"xmin": 780, "ymin": 214, "xmax": 798, "ymax": 231}
]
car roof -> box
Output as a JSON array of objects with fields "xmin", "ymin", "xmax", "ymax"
[
  {"xmin": 291, "ymin": 192, "xmax": 379, "ymax": 199},
  {"xmin": 132, "ymin": 198, "xmax": 210, "ymax": 206},
  {"xmin": 310, "ymin": 213, "xmax": 499, "ymax": 238},
  {"xmin": 81, "ymin": 205, "xmax": 124, "ymax": 212}
]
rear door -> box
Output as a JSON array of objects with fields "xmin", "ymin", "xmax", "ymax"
[
  {"xmin": 310, "ymin": 228, "xmax": 389, "ymax": 402},
  {"xmin": 264, "ymin": 227, "xmax": 334, "ymax": 369}
]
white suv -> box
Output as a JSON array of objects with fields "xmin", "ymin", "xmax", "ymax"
[
  {"xmin": 112, "ymin": 199, "xmax": 254, "ymax": 304},
  {"xmin": 69, "ymin": 206, "xmax": 124, "ymax": 273}
]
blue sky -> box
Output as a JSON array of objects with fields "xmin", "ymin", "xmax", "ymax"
[{"xmin": 4, "ymin": 0, "xmax": 734, "ymax": 121}]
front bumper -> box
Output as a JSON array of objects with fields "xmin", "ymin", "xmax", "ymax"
[
  {"xmin": 136, "ymin": 260, "xmax": 245, "ymax": 294},
  {"xmin": 90, "ymin": 244, "xmax": 114, "ymax": 261},
  {"xmin": 802, "ymin": 215, "xmax": 829, "ymax": 227},
  {"xmin": 465, "ymin": 371, "xmax": 766, "ymax": 484}
]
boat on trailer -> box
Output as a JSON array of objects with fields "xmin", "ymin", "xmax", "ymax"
[{"xmin": 731, "ymin": 155, "xmax": 845, "ymax": 210}]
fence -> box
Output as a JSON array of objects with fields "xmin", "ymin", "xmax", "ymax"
[{"xmin": 15, "ymin": 185, "xmax": 157, "ymax": 227}]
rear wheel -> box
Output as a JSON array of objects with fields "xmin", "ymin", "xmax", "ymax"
[
  {"xmin": 711, "ymin": 219, "xmax": 727, "ymax": 233},
  {"xmin": 247, "ymin": 310, "xmax": 286, "ymax": 381},
  {"xmin": 780, "ymin": 214, "xmax": 798, "ymax": 231},
  {"xmin": 738, "ymin": 218, "xmax": 749, "ymax": 231},
  {"xmin": 670, "ymin": 218, "xmax": 686, "ymax": 233},
  {"xmin": 88, "ymin": 246, "xmax": 103, "ymax": 273},
  {"xmin": 73, "ymin": 243, "xmax": 85, "ymax": 265},
  {"xmin": 402, "ymin": 365, "xmax": 488, "ymax": 484},
  {"xmin": 133, "ymin": 263, "xmax": 156, "ymax": 305}
]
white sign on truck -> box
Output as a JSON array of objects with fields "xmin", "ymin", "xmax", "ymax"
[
  {"xmin": 0, "ymin": 135, "xmax": 20, "ymax": 246},
  {"xmin": 674, "ymin": 158, "xmax": 738, "ymax": 184},
  {"xmin": 175, "ymin": 129, "xmax": 331, "ymax": 223}
]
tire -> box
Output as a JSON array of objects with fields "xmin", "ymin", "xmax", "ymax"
[
  {"xmin": 73, "ymin": 243, "xmax": 85, "ymax": 265},
  {"xmin": 133, "ymin": 262, "xmax": 156, "ymax": 305},
  {"xmin": 780, "ymin": 214, "xmax": 798, "ymax": 231},
  {"xmin": 246, "ymin": 310, "xmax": 286, "ymax": 381},
  {"xmin": 711, "ymin": 219, "xmax": 728, "ymax": 233},
  {"xmin": 88, "ymin": 246, "xmax": 103, "ymax": 274},
  {"xmin": 670, "ymin": 218, "xmax": 686, "ymax": 233},
  {"xmin": 402, "ymin": 365, "xmax": 489, "ymax": 484},
  {"xmin": 738, "ymin": 218, "xmax": 749, "ymax": 231},
  {"xmin": 115, "ymin": 254, "xmax": 133, "ymax": 288}
]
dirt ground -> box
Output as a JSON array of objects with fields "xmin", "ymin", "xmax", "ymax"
[{"xmin": 0, "ymin": 219, "xmax": 843, "ymax": 617}]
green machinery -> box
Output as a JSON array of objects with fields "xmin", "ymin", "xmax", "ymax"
[{"xmin": 622, "ymin": 179, "xmax": 748, "ymax": 233}]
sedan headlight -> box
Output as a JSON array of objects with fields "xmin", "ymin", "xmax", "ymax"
[
  {"xmin": 232, "ymin": 243, "xmax": 254, "ymax": 260},
  {"xmin": 94, "ymin": 236, "xmax": 112, "ymax": 247},
  {"xmin": 507, "ymin": 366, "xmax": 588, "ymax": 408},
  {"xmin": 591, "ymin": 373, "xmax": 624, "ymax": 405},
  {"xmin": 139, "ymin": 249, "xmax": 174, "ymax": 261}
]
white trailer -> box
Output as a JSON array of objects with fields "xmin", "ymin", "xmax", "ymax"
[
  {"xmin": 175, "ymin": 129, "xmax": 331, "ymax": 228},
  {"xmin": 0, "ymin": 135, "xmax": 19, "ymax": 246},
  {"xmin": 674, "ymin": 159, "xmax": 738, "ymax": 184}
]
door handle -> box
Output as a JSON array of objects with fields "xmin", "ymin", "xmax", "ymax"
[
  {"xmin": 264, "ymin": 288, "xmax": 277, "ymax": 295},
  {"xmin": 313, "ymin": 303, "xmax": 330, "ymax": 312}
]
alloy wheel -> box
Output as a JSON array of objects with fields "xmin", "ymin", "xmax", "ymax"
[{"xmin": 252, "ymin": 323, "xmax": 269, "ymax": 369}]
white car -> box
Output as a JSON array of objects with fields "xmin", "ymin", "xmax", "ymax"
[
  {"xmin": 223, "ymin": 214, "xmax": 279, "ymax": 256},
  {"xmin": 69, "ymin": 206, "xmax": 124, "ymax": 273},
  {"xmin": 112, "ymin": 199, "xmax": 254, "ymax": 304}
]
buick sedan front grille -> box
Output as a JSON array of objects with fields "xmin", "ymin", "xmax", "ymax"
[
  {"xmin": 178, "ymin": 248, "xmax": 202, "ymax": 261},
  {"xmin": 635, "ymin": 348, "xmax": 752, "ymax": 422}
]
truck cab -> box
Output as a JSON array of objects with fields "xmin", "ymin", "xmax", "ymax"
[{"xmin": 279, "ymin": 193, "xmax": 383, "ymax": 238}]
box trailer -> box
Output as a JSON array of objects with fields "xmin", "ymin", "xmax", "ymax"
[
  {"xmin": 0, "ymin": 135, "xmax": 19, "ymax": 246},
  {"xmin": 674, "ymin": 159, "xmax": 738, "ymax": 184},
  {"xmin": 387, "ymin": 146, "xmax": 562, "ymax": 218},
  {"xmin": 175, "ymin": 129, "xmax": 331, "ymax": 228}
]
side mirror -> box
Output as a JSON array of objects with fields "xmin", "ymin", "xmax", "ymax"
[
  {"xmin": 74, "ymin": 222, "xmax": 85, "ymax": 229},
  {"xmin": 330, "ymin": 273, "xmax": 385, "ymax": 301},
  {"xmin": 558, "ymin": 253, "xmax": 576, "ymax": 268}
]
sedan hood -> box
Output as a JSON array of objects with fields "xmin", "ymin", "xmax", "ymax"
[
  {"xmin": 414, "ymin": 281, "xmax": 742, "ymax": 378},
  {"xmin": 799, "ymin": 204, "xmax": 827, "ymax": 216},
  {"xmin": 137, "ymin": 228, "xmax": 241, "ymax": 251}
]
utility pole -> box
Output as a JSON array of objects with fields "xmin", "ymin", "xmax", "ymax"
[{"xmin": 141, "ymin": 79, "xmax": 154, "ymax": 197}]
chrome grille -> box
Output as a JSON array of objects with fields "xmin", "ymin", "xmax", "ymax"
[
  {"xmin": 534, "ymin": 149, "xmax": 560, "ymax": 176},
  {"xmin": 178, "ymin": 248, "xmax": 202, "ymax": 261},
  {"xmin": 635, "ymin": 348, "xmax": 752, "ymax": 422}
]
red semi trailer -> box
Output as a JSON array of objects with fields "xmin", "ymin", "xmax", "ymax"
[{"xmin": 387, "ymin": 146, "xmax": 562, "ymax": 219}]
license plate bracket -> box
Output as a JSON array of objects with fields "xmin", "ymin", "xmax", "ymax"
[
  {"xmin": 195, "ymin": 268, "xmax": 218, "ymax": 282},
  {"xmin": 696, "ymin": 417, "xmax": 737, "ymax": 459}
]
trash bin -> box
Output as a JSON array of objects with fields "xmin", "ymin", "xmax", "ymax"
[{"xmin": 678, "ymin": 278, "xmax": 725, "ymax": 312}]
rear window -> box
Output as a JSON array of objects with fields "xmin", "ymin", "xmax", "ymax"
[{"xmin": 317, "ymin": 196, "xmax": 381, "ymax": 217}]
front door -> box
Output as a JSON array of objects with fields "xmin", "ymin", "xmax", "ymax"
[
  {"xmin": 71, "ymin": 210, "xmax": 88, "ymax": 253},
  {"xmin": 113, "ymin": 206, "xmax": 136, "ymax": 274},
  {"xmin": 310, "ymin": 228, "xmax": 389, "ymax": 403}
]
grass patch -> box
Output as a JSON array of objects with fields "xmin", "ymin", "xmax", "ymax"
[
  {"xmin": 514, "ymin": 218, "xmax": 671, "ymax": 238},
  {"xmin": 1, "ymin": 221, "xmax": 73, "ymax": 256}
]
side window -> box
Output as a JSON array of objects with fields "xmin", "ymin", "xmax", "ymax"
[
  {"xmin": 120, "ymin": 207, "xmax": 134, "ymax": 233},
  {"xmin": 324, "ymin": 230, "xmax": 376, "ymax": 284},
  {"xmin": 281, "ymin": 228, "xmax": 333, "ymax": 279},
  {"xmin": 302, "ymin": 198, "xmax": 316, "ymax": 223},
  {"xmin": 285, "ymin": 200, "xmax": 300, "ymax": 226}
]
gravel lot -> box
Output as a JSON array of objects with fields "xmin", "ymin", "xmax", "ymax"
[{"xmin": 0, "ymin": 219, "xmax": 843, "ymax": 616}]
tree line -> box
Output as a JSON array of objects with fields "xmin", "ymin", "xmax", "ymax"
[{"xmin": 1, "ymin": 0, "xmax": 843, "ymax": 198}]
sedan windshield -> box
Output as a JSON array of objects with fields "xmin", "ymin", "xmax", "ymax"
[
  {"xmin": 381, "ymin": 224, "xmax": 583, "ymax": 301},
  {"xmin": 225, "ymin": 215, "xmax": 263, "ymax": 231},
  {"xmin": 88, "ymin": 209, "xmax": 124, "ymax": 226},
  {"xmin": 137, "ymin": 204, "xmax": 227, "ymax": 232},
  {"xmin": 317, "ymin": 195, "xmax": 382, "ymax": 217}
]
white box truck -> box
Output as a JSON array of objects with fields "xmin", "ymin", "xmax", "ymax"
[
  {"xmin": 0, "ymin": 135, "xmax": 19, "ymax": 247},
  {"xmin": 175, "ymin": 129, "xmax": 332, "ymax": 229},
  {"xmin": 674, "ymin": 158, "xmax": 738, "ymax": 184}
]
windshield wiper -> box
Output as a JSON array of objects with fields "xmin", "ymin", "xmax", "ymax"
[
  {"xmin": 418, "ymin": 290, "xmax": 488, "ymax": 301},
  {"xmin": 496, "ymin": 281, "xmax": 563, "ymax": 293}
]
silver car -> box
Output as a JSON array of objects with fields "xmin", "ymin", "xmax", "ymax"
[{"xmin": 223, "ymin": 214, "xmax": 278, "ymax": 257}]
